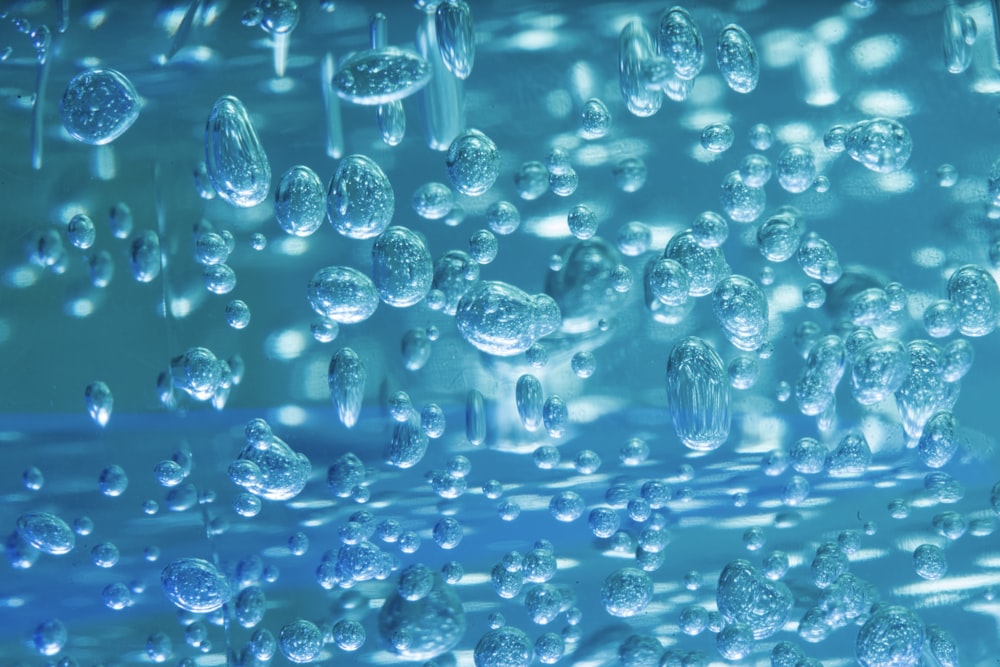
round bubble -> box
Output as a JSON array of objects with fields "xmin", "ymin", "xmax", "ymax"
[
  {"xmin": 307, "ymin": 266, "xmax": 379, "ymax": 324},
  {"xmin": 161, "ymin": 558, "xmax": 232, "ymax": 612},
  {"xmin": 474, "ymin": 626, "xmax": 532, "ymax": 667},
  {"xmin": 602, "ymin": 567, "xmax": 653, "ymax": 617},
  {"xmin": 278, "ymin": 619, "xmax": 323, "ymax": 664},
  {"xmin": 60, "ymin": 68, "xmax": 140, "ymax": 145},
  {"xmin": 447, "ymin": 129, "xmax": 500, "ymax": 196}
]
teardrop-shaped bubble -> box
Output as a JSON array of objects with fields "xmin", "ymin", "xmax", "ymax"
[
  {"xmin": 170, "ymin": 347, "xmax": 224, "ymax": 401},
  {"xmin": 60, "ymin": 67, "xmax": 140, "ymax": 145},
  {"xmin": 657, "ymin": 6, "xmax": 704, "ymax": 80},
  {"xmin": 856, "ymin": 605, "xmax": 924, "ymax": 667},
  {"xmin": 85, "ymin": 380, "xmax": 113, "ymax": 427},
  {"xmin": 333, "ymin": 47, "xmax": 432, "ymax": 105},
  {"xmin": 237, "ymin": 428, "xmax": 311, "ymax": 501},
  {"xmin": 619, "ymin": 20, "xmax": 662, "ymax": 117},
  {"xmin": 205, "ymin": 96, "xmax": 271, "ymax": 207},
  {"xmin": 946, "ymin": 264, "xmax": 999, "ymax": 337},
  {"xmin": 713, "ymin": 275, "xmax": 768, "ymax": 351},
  {"xmin": 129, "ymin": 230, "xmax": 161, "ymax": 283},
  {"xmin": 327, "ymin": 155, "xmax": 394, "ymax": 239},
  {"xmin": 386, "ymin": 413, "xmax": 428, "ymax": 468},
  {"xmin": 372, "ymin": 226, "xmax": 433, "ymax": 307},
  {"xmin": 16, "ymin": 511, "xmax": 75, "ymax": 555},
  {"xmin": 378, "ymin": 570, "xmax": 464, "ymax": 659},
  {"xmin": 402, "ymin": 328, "xmax": 432, "ymax": 371},
  {"xmin": 795, "ymin": 336, "xmax": 845, "ymax": 417},
  {"xmin": 797, "ymin": 233, "xmax": 841, "ymax": 284},
  {"xmin": 516, "ymin": 374, "xmax": 543, "ymax": 431},
  {"xmin": 275, "ymin": 165, "xmax": 325, "ymax": 237},
  {"xmin": 665, "ymin": 229, "xmax": 730, "ymax": 297},
  {"xmin": 456, "ymin": 281, "xmax": 561, "ymax": 356},
  {"xmin": 436, "ymin": 0, "xmax": 475, "ymax": 79},
  {"xmin": 845, "ymin": 118, "xmax": 912, "ymax": 174},
  {"xmin": 447, "ymin": 129, "xmax": 500, "ymax": 196},
  {"xmin": 717, "ymin": 24, "xmax": 758, "ymax": 93},
  {"xmin": 235, "ymin": 585, "xmax": 267, "ymax": 628},
  {"xmin": 666, "ymin": 336, "xmax": 730, "ymax": 451},
  {"xmin": 851, "ymin": 338, "xmax": 909, "ymax": 405},
  {"xmin": 542, "ymin": 395, "xmax": 568, "ymax": 438},
  {"xmin": 895, "ymin": 340, "xmax": 960, "ymax": 440},
  {"xmin": 716, "ymin": 560, "xmax": 792, "ymax": 640},
  {"xmin": 161, "ymin": 558, "xmax": 232, "ymax": 613},
  {"xmin": 329, "ymin": 348, "xmax": 366, "ymax": 428},
  {"xmin": 720, "ymin": 170, "xmax": 765, "ymax": 223},
  {"xmin": 466, "ymin": 389, "xmax": 486, "ymax": 445},
  {"xmin": 307, "ymin": 266, "xmax": 379, "ymax": 324}
]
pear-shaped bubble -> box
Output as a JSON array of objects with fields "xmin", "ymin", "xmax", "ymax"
[
  {"xmin": 307, "ymin": 266, "xmax": 379, "ymax": 324},
  {"xmin": 333, "ymin": 47, "xmax": 431, "ymax": 105},
  {"xmin": 328, "ymin": 348, "xmax": 366, "ymax": 428},
  {"xmin": 845, "ymin": 118, "xmax": 912, "ymax": 174},
  {"xmin": 456, "ymin": 281, "xmax": 561, "ymax": 356},
  {"xmin": 275, "ymin": 165, "xmax": 325, "ymax": 237},
  {"xmin": 161, "ymin": 558, "xmax": 232, "ymax": 613},
  {"xmin": 379, "ymin": 571, "xmax": 465, "ymax": 659},
  {"xmin": 327, "ymin": 155, "xmax": 394, "ymax": 239},
  {"xmin": 372, "ymin": 226, "xmax": 433, "ymax": 307},
  {"xmin": 436, "ymin": 0, "xmax": 475, "ymax": 79},
  {"xmin": 796, "ymin": 336, "xmax": 845, "ymax": 417},
  {"xmin": 60, "ymin": 68, "xmax": 140, "ymax": 145},
  {"xmin": 236, "ymin": 426, "xmax": 311, "ymax": 501},
  {"xmin": 204, "ymin": 96, "xmax": 270, "ymax": 207},
  {"xmin": 666, "ymin": 337, "xmax": 730, "ymax": 451},
  {"xmin": 386, "ymin": 413, "xmax": 428, "ymax": 468},
  {"xmin": 895, "ymin": 340, "xmax": 960, "ymax": 440},
  {"xmin": 717, "ymin": 24, "xmax": 758, "ymax": 93},
  {"xmin": 170, "ymin": 347, "xmax": 224, "ymax": 401}
]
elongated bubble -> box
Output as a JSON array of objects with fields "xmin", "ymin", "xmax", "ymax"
[
  {"xmin": 204, "ymin": 96, "xmax": 270, "ymax": 207},
  {"xmin": 60, "ymin": 68, "xmax": 139, "ymax": 145},
  {"xmin": 713, "ymin": 275, "xmax": 768, "ymax": 351},
  {"xmin": 329, "ymin": 348, "xmax": 366, "ymax": 428},
  {"xmin": 657, "ymin": 6, "xmax": 704, "ymax": 80},
  {"xmin": 918, "ymin": 410, "xmax": 958, "ymax": 468},
  {"xmin": 466, "ymin": 389, "xmax": 486, "ymax": 445},
  {"xmin": 85, "ymin": 380, "xmax": 113, "ymax": 427},
  {"xmin": 456, "ymin": 281, "xmax": 561, "ymax": 356},
  {"xmin": 376, "ymin": 100, "xmax": 406, "ymax": 146},
  {"xmin": 619, "ymin": 20, "xmax": 662, "ymax": 117},
  {"xmin": 436, "ymin": 0, "xmax": 475, "ymax": 79},
  {"xmin": 16, "ymin": 511, "xmax": 75, "ymax": 555},
  {"xmin": 795, "ymin": 335, "xmax": 845, "ymax": 417},
  {"xmin": 665, "ymin": 336, "xmax": 730, "ymax": 451},
  {"xmin": 372, "ymin": 227, "xmax": 433, "ymax": 307},
  {"xmin": 129, "ymin": 230, "xmax": 161, "ymax": 283},
  {"xmin": 946, "ymin": 264, "xmax": 999, "ymax": 337},
  {"xmin": 943, "ymin": 5, "xmax": 976, "ymax": 74},
  {"xmin": 717, "ymin": 25, "xmax": 758, "ymax": 93},
  {"xmin": 327, "ymin": 155, "xmax": 394, "ymax": 239},
  {"xmin": 515, "ymin": 374, "xmax": 543, "ymax": 431},
  {"xmin": 895, "ymin": 340, "xmax": 960, "ymax": 439},
  {"xmin": 333, "ymin": 47, "xmax": 431, "ymax": 105},
  {"xmin": 856, "ymin": 605, "xmax": 924, "ymax": 667}
]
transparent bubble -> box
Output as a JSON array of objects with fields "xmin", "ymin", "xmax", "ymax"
[
  {"xmin": 692, "ymin": 211, "xmax": 728, "ymax": 248},
  {"xmin": 333, "ymin": 46, "xmax": 431, "ymax": 105},
  {"xmin": 469, "ymin": 229, "xmax": 499, "ymax": 264},
  {"xmin": 275, "ymin": 165, "xmax": 325, "ymax": 237},
  {"xmin": 98, "ymin": 464, "xmax": 128, "ymax": 497},
  {"xmin": 161, "ymin": 558, "xmax": 232, "ymax": 613},
  {"xmin": 614, "ymin": 157, "xmax": 647, "ymax": 192},
  {"xmin": 720, "ymin": 170, "xmax": 765, "ymax": 223},
  {"xmin": 617, "ymin": 221, "xmax": 652, "ymax": 256},
  {"xmin": 937, "ymin": 164, "xmax": 958, "ymax": 187},
  {"xmin": 412, "ymin": 182, "xmax": 454, "ymax": 220},
  {"xmin": 549, "ymin": 491, "xmax": 585, "ymax": 522},
  {"xmin": 602, "ymin": 568, "xmax": 653, "ymax": 617},
  {"xmin": 204, "ymin": 96, "xmax": 270, "ymax": 207},
  {"xmin": 777, "ymin": 145, "xmax": 817, "ymax": 194},
  {"xmin": 571, "ymin": 351, "xmax": 596, "ymax": 378},
  {"xmin": 549, "ymin": 168, "xmax": 578, "ymax": 197},
  {"xmin": 846, "ymin": 118, "xmax": 912, "ymax": 173},
  {"xmin": 581, "ymin": 98, "xmax": 611, "ymax": 138},
  {"xmin": 447, "ymin": 129, "xmax": 500, "ymax": 196},
  {"xmin": 514, "ymin": 161, "xmax": 549, "ymax": 200},
  {"xmin": 331, "ymin": 619, "xmax": 365, "ymax": 651},
  {"xmin": 567, "ymin": 204, "xmax": 599, "ymax": 239},
  {"xmin": 717, "ymin": 24, "xmax": 758, "ymax": 93},
  {"xmin": 856, "ymin": 605, "xmax": 924, "ymax": 667},
  {"xmin": 226, "ymin": 300, "xmax": 251, "ymax": 329},
  {"xmin": 701, "ymin": 123, "xmax": 734, "ymax": 153},
  {"xmin": 308, "ymin": 267, "xmax": 379, "ymax": 324},
  {"xmin": 328, "ymin": 154, "xmax": 394, "ymax": 239},
  {"xmin": 60, "ymin": 68, "xmax": 140, "ymax": 145},
  {"xmin": 278, "ymin": 619, "xmax": 323, "ymax": 664},
  {"xmin": 913, "ymin": 544, "xmax": 947, "ymax": 580},
  {"xmin": 486, "ymin": 200, "xmax": 520, "ymax": 235},
  {"xmin": 474, "ymin": 626, "xmax": 532, "ymax": 667}
]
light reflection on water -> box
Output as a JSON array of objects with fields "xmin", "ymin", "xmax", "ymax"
[{"xmin": 1, "ymin": 0, "xmax": 1000, "ymax": 666}]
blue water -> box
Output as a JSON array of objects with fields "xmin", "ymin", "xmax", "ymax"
[{"xmin": 1, "ymin": 1, "xmax": 1000, "ymax": 666}]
